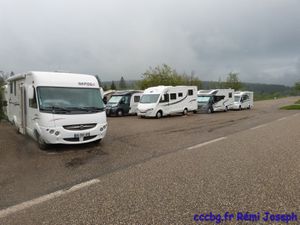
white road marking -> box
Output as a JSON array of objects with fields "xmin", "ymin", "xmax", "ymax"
[
  {"xmin": 292, "ymin": 113, "xmax": 300, "ymax": 117},
  {"xmin": 250, "ymin": 124, "xmax": 267, "ymax": 130},
  {"xmin": 186, "ymin": 137, "xmax": 227, "ymax": 150},
  {"xmin": 277, "ymin": 117, "xmax": 287, "ymax": 121},
  {"xmin": 0, "ymin": 179, "xmax": 100, "ymax": 219}
]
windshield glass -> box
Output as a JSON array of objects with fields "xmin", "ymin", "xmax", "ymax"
[
  {"xmin": 37, "ymin": 87, "xmax": 105, "ymax": 114},
  {"xmin": 140, "ymin": 94, "xmax": 160, "ymax": 103},
  {"xmin": 197, "ymin": 96, "xmax": 210, "ymax": 103},
  {"xmin": 234, "ymin": 96, "xmax": 241, "ymax": 102},
  {"xmin": 107, "ymin": 96, "xmax": 123, "ymax": 104}
]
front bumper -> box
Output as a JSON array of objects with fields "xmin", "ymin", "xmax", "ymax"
[
  {"xmin": 137, "ymin": 109, "xmax": 155, "ymax": 117},
  {"xmin": 38, "ymin": 122, "xmax": 108, "ymax": 144}
]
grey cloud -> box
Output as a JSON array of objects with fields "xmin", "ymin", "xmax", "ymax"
[{"xmin": 0, "ymin": 0, "xmax": 299, "ymax": 85}]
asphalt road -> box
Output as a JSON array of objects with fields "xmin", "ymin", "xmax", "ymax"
[{"xmin": 0, "ymin": 97, "xmax": 299, "ymax": 224}]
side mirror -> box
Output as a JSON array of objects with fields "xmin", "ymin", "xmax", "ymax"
[
  {"xmin": 28, "ymin": 86, "xmax": 34, "ymax": 99},
  {"xmin": 2, "ymin": 101, "xmax": 7, "ymax": 107}
]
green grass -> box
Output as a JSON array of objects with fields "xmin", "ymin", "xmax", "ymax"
[
  {"xmin": 280, "ymin": 105, "xmax": 300, "ymax": 110},
  {"xmin": 294, "ymin": 99, "xmax": 300, "ymax": 104}
]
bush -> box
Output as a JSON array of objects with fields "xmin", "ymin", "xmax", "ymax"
[{"xmin": 138, "ymin": 64, "xmax": 202, "ymax": 89}]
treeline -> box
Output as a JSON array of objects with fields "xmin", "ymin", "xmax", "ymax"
[{"xmin": 101, "ymin": 65, "xmax": 299, "ymax": 101}]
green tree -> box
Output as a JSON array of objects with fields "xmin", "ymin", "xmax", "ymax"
[
  {"xmin": 110, "ymin": 81, "xmax": 116, "ymax": 90},
  {"xmin": 294, "ymin": 81, "xmax": 300, "ymax": 91},
  {"xmin": 103, "ymin": 84, "xmax": 108, "ymax": 91},
  {"xmin": 138, "ymin": 64, "xmax": 202, "ymax": 89},
  {"xmin": 224, "ymin": 72, "xmax": 243, "ymax": 90},
  {"xmin": 119, "ymin": 76, "xmax": 127, "ymax": 90}
]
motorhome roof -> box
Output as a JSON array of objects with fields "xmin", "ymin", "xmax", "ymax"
[
  {"xmin": 7, "ymin": 71, "xmax": 100, "ymax": 88},
  {"xmin": 112, "ymin": 90, "xmax": 141, "ymax": 96},
  {"xmin": 143, "ymin": 86, "xmax": 172, "ymax": 94}
]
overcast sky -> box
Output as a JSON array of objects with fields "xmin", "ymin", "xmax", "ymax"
[{"xmin": 0, "ymin": 0, "xmax": 300, "ymax": 85}]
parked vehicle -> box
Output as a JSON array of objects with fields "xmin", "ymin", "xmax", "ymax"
[
  {"xmin": 197, "ymin": 89, "xmax": 234, "ymax": 113},
  {"xmin": 6, "ymin": 71, "xmax": 107, "ymax": 149},
  {"xmin": 103, "ymin": 90, "xmax": 116, "ymax": 104},
  {"xmin": 137, "ymin": 85, "xmax": 197, "ymax": 118},
  {"xmin": 106, "ymin": 90, "xmax": 143, "ymax": 116},
  {"xmin": 232, "ymin": 91, "xmax": 254, "ymax": 110}
]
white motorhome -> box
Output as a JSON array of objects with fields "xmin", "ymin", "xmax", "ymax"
[
  {"xmin": 232, "ymin": 91, "xmax": 254, "ymax": 110},
  {"xmin": 6, "ymin": 71, "xmax": 107, "ymax": 149},
  {"xmin": 137, "ymin": 86, "xmax": 197, "ymax": 118},
  {"xmin": 197, "ymin": 89, "xmax": 234, "ymax": 113}
]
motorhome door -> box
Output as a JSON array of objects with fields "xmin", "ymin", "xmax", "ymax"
[{"xmin": 19, "ymin": 83, "xmax": 26, "ymax": 134}]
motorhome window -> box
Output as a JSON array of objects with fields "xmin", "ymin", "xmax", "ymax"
[
  {"xmin": 37, "ymin": 87, "xmax": 104, "ymax": 113},
  {"xmin": 29, "ymin": 89, "xmax": 37, "ymax": 108},
  {"xmin": 188, "ymin": 89, "xmax": 193, "ymax": 95},
  {"xmin": 13, "ymin": 81, "xmax": 16, "ymax": 96},
  {"xmin": 197, "ymin": 96, "xmax": 210, "ymax": 103},
  {"xmin": 10, "ymin": 83, "xmax": 13, "ymax": 94},
  {"xmin": 243, "ymin": 95, "xmax": 249, "ymax": 101},
  {"xmin": 229, "ymin": 93, "xmax": 232, "ymax": 98},
  {"xmin": 213, "ymin": 95, "xmax": 225, "ymax": 102},
  {"xmin": 140, "ymin": 94, "xmax": 160, "ymax": 103},
  {"xmin": 178, "ymin": 93, "xmax": 183, "ymax": 97},
  {"xmin": 124, "ymin": 96, "xmax": 130, "ymax": 104},
  {"xmin": 159, "ymin": 94, "xmax": 169, "ymax": 103},
  {"xmin": 108, "ymin": 96, "xmax": 123, "ymax": 104},
  {"xmin": 234, "ymin": 96, "xmax": 240, "ymax": 102},
  {"xmin": 134, "ymin": 96, "xmax": 140, "ymax": 102},
  {"xmin": 170, "ymin": 93, "xmax": 176, "ymax": 100}
]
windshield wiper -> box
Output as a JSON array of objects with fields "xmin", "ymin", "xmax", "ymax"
[
  {"xmin": 40, "ymin": 106, "xmax": 71, "ymax": 113},
  {"xmin": 66, "ymin": 107, "xmax": 104, "ymax": 112},
  {"xmin": 82, "ymin": 106, "xmax": 105, "ymax": 112}
]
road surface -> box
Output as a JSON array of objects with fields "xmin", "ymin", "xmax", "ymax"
[{"xmin": 0, "ymin": 97, "xmax": 299, "ymax": 224}]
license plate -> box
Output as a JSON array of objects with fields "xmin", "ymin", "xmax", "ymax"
[{"xmin": 74, "ymin": 132, "xmax": 90, "ymax": 138}]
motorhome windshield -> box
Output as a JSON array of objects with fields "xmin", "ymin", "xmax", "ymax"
[
  {"xmin": 37, "ymin": 87, "xmax": 105, "ymax": 114},
  {"xmin": 140, "ymin": 94, "xmax": 160, "ymax": 103},
  {"xmin": 234, "ymin": 96, "xmax": 241, "ymax": 102},
  {"xmin": 197, "ymin": 96, "xmax": 210, "ymax": 103},
  {"xmin": 107, "ymin": 96, "xmax": 123, "ymax": 104}
]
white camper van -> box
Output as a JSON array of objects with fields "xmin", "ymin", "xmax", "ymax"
[
  {"xmin": 232, "ymin": 91, "xmax": 254, "ymax": 110},
  {"xmin": 197, "ymin": 89, "xmax": 234, "ymax": 113},
  {"xmin": 137, "ymin": 86, "xmax": 197, "ymax": 118},
  {"xmin": 6, "ymin": 71, "xmax": 107, "ymax": 149}
]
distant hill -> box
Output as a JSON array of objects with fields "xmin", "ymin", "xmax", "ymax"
[
  {"xmin": 201, "ymin": 81, "xmax": 292, "ymax": 94},
  {"xmin": 102, "ymin": 79, "xmax": 293, "ymax": 95}
]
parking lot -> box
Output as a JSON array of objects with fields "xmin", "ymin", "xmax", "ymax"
[{"xmin": 0, "ymin": 96, "xmax": 299, "ymax": 224}]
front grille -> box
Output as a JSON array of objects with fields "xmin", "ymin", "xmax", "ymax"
[
  {"xmin": 84, "ymin": 135, "xmax": 97, "ymax": 141},
  {"xmin": 63, "ymin": 123, "xmax": 97, "ymax": 131},
  {"xmin": 63, "ymin": 137, "xmax": 79, "ymax": 142}
]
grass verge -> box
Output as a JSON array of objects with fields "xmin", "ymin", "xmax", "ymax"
[
  {"xmin": 280, "ymin": 105, "xmax": 300, "ymax": 110},
  {"xmin": 294, "ymin": 99, "xmax": 300, "ymax": 104}
]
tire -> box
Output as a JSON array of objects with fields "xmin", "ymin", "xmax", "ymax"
[
  {"xmin": 183, "ymin": 108, "xmax": 188, "ymax": 115},
  {"xmin": 94, "ymin": 139, "xmax": 102, "ymax": 145},
  {"xmin": 207, "ymin": 107, "xmax": 212, "ymax": 114},
  {"xmin": 36, "ymin": 133, "xmax": 48, "ymax": 150},
  {"xmin": 117, "ymin": 110, "xmax": 123, "ymax": 117},
  {"xmin": 156, "ymin": 110, "xmax": 162, "ymax": 119}
]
